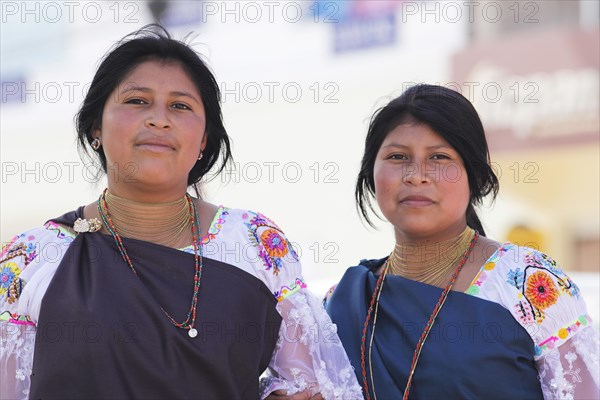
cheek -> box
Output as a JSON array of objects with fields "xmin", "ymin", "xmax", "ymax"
[
  {"xmin": 373, "ymin": 164, "xmax": 398, "ymax": 203},
  {"xmin": 442, "ymin": 168, "xmax": 470, "ymax": 208}
]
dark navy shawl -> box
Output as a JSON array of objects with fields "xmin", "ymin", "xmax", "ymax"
[
  {"xmin": 326, "ymin": 259, "xmax": 543, "ymax": 400},
  {"xmin": 30, "ymin": 208, "xmax": 281, "ymax": 399}
]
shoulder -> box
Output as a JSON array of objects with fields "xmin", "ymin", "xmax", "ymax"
[
  {"xmin": 1, "ymin": 223, "xmax": 74, "ymax": 322},
  {"xmin": 211, "ymin": 207, "xmax": 303, "ymax": 300},
  {"xmin": 323, "ymin": 258, "xmax": 385, "ymax": 307},
  {"xmin": 222, "ymin": 207, "xmax": 297, "ymax": 257},
  {"xmin": 469, "ymin": 243, "xmax": 591, "ymax": 358}
]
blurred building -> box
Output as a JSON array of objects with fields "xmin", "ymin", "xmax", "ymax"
[{"xmin": 452, "ymin": 0, "xmax": 599, "ymax": 271}]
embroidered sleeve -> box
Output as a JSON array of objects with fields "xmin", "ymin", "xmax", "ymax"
[
  {"xmin": 1, "ymin": 231, "xmax": 41, "ymax": 400},
  {"xmin": 468, "ymin": 245, "xmax": 599, "ymax": 399},
  {"xmin": 520, "ymin": 250, "xmax": 600, "ymax": 399},
  {"xmin": 1, "ymin": 225, "xmax": 73, "ymax": 399},
  {"xmin": 240, "ymin": 211, "xmax": 362, "ymax": 399},
  {"xmin": 505, "ymin": 247, "xmax": 599, "ymax": 399},
  {"xmin": 537, "ymin": 326, "xmax": 599, "ymax": 399}
]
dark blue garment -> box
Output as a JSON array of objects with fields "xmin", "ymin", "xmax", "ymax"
[
  {"xmin": 29, "ymin": 208, "xmax": 281, "ymax": 399},
  {"xmin": 326, "ymin": 259, "xmax": 544, "ymax": 400}
]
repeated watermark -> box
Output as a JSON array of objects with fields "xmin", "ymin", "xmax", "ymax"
[
  {"xmin": 220, "ymin": 81, "xmax": 340, "ymax": 104},
  {"xmin": 1, "ymin": 80, "xmax": 341, "ymax": 104},
  {"xmin": 0, "ymin": 160, "xmax": 540, "ymax": 185},
  {"xmin": 400, "ymin": 81, "xmax": 540, "ymax": 105},
  {"xmin": 220, "ymin": 161, "xmax": 340, "ymax": 184},
  {"xmin": 1, "ymin": 318, "xmax": 540, "ymax": 345},
  {"xmin": 2, "ymin": 79, "xmax": 545, "ymax": 105},
  {"xmin": 400, "ymin": 1, "xmax": 539, "ymax": 24},
  {"xmin": 0, "ymin": 2, "xmax": 543, "ymax": 25},
  {"xmin": 1, "ymin": 1, "xmax": 140, "ymax": 24}
]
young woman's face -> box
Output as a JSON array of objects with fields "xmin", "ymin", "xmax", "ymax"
[
  {"xmin": 373, "ymin": 123, "xmax": 471, "ymax": 241},
  {"xmin": 94, "ymin": 60, "xmax": 206, "ymax": 200}
]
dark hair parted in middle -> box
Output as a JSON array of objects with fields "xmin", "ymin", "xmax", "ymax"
[
  {"xmin": 75, "ymin": 24, "xmax": 232, "ymax": 191},
  {"xmin": 355, "ymin": 84, "xmax": 499, "ymax": 236}
]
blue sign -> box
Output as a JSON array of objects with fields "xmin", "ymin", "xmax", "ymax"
[
  {"xmin": 159, "ymin": 1, "xmax": 204, "ymax": 28},
  {"xmin": 1, "ymin": 76, "xmax": 26, "ymax": 104},
  {"xmin": 334, "ymin": 13, "xmax": 396, "ymax": 53}
]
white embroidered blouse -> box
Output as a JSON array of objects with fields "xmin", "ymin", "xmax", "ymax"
[
  {"xmin": 464, "ymin": 243, "xmax": 599, "ymax": 399},
  {"xmin": 0, "ymin": 207, "xmax": 362, "ymax": 399}
]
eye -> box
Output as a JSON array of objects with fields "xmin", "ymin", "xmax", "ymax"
[
  {"xmin": 125, "ymin": 98, "xmax": 147, "ymax": 105},
  {"xmin": 172, "ymin": 102, "xmax": 192, "ymax": 110},
  {"xmin": 431, "ymin": 153, "xmax": 451, "ymax": 160},
  {"xmin": 388, "ymin": 153, "xmax": 408, "ymax": 160}
]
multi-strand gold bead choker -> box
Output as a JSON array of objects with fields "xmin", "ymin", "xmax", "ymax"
[
  {"xmin": 104, "ymin": 191, "xmax": 193, "ymax": 248},
  {"xmin": 388, "ymin": 227, "xmax": 476, "ymax": 287}
]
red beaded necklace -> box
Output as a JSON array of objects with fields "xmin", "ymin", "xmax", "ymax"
[
  {"xmin": 97, "ymin": 189, "xmax": 203, "ymax": 338},
  {"xmin": 360, "ymin": 230, "xmax": 479, "ymax": 399}
]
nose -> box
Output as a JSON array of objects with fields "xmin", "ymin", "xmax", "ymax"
[
  {"xmin": 145, "ymin": 104, "xmax": 171, "ymax": 129},
  {"xmin": 402, "ymin": 162, "xmax": 432, "ymax": 185}
]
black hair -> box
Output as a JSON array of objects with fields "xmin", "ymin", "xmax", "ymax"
[
  {"xmin": 75, "ymin": 24, "xmax": 232, "ymax": 194},
  {"xmin": 355, "ymin": 84, "xmax": 499, "ymax": 236}
]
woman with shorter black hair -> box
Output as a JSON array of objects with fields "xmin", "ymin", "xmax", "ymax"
[
  {"xmin": 325, "ymin": 84, "xmax": 599, "ymax": 399},
  {"xmin": 0, "ymin": 26, "xmax": 361, "ymax": 399}
]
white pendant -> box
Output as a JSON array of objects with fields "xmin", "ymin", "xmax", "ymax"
[
  {"xmin": 73, "ymin": 218, "xmax": 102, "ymax": 233},
  {"xmin": 188, "ymin": 328, "xmax": 198, "ymax": 338}
]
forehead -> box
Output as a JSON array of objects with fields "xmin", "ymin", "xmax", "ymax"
[
  {"xmin": 383, "ymin": 123, "xmax": 451, "ymax": 147},
  {"xmin": 118, "ymin": 60, "xmax": 198, "ymax": 93}
]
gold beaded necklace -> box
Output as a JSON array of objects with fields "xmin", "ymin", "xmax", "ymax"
[
  {"xmin": 104, "ymin": 191, "xmax": 193, "ymax": 248},
  {"xmin": 388, "ymin": 227, "xmax": 475, "ymax": 287},
  {"xmin": 361, "ymin": 229, "xmax": 479, "ymax": 399}
]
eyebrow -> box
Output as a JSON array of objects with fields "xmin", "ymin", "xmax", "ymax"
[
  {"xmin": 381, "ymin": 143, "xmax": 453, "ymax": 150},
  {"xmin": 120, "ymin": 86, "xmax": 201, "ymax": 103}
]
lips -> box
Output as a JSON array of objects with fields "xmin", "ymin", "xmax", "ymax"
[
  {"xmin": 135, "ymin": 136, "xmax": 176, "ymax": 152},
  {"xmin": 400, "ymin": 195, "xmax": 435, "ymax": 207}
]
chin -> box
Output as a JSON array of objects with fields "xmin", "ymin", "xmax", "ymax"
[
  {"xmin": 125, "ymin": 169, "xmax": 175, "ymax": 187},
  {"xmin": 393, "ymin": 221, "xmax": 436, "ymax": 237}
]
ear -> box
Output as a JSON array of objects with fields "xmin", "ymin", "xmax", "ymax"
[
  {"xmin": 92, "ymin": 128, "xmax": 101, "ymax": 140},
  {"xmin": 200, "ymin": 130, "xmax": 208, "ymax": 151}
]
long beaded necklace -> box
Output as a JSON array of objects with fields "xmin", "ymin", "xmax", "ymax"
[
  {"xmin": 360, "ymin": 230, "xmax": 479, "ymax": 400},
  {"xmin": 97, "ymin": 188, "xmax": 203, "ymax": 338}
]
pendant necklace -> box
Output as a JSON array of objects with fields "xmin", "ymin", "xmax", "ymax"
[
  {"xmin": 96, "ymin": 188, "xmax": 203, "ymax": 338},
  {"xmin": 361, "ymin": 229, "xmax": 479, "ymax": 399}
]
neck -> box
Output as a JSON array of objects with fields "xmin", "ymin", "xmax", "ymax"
[
  {"xmin": 107, "ymin": 183, "xmax": 189, "ymax": 203},
  {"xmin": 389, "ymin": 226, "xmax": 476, "ymax": 286},
  {"xmin": 101, "ymin": 190, "xmax": 194, "ymax": 248}
]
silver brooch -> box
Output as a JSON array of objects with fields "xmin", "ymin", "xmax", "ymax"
[{"xmin": 73, "ymin": 218, "xmax": 102, "ymax": 233}]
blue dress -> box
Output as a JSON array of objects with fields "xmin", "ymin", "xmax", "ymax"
[{"xmin": 326, "ymin": 258, "xmax": 545, "ymax": 399}]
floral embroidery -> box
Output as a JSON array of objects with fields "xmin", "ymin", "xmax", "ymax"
[
  {"xmin": 44, "ymin": 221, "xmax": 76, "ymax": 243},
  {"xmin": 179, "ymin": 208, "xmax": 229, "ymax": 253},
  {"xmin": 465, "ymin": 243, "xmax": 513, "ymax": 295},
  {"xmin": 261, "ymin": 229, "xmax": 288, "ymax": 258},
  {"xmin": 0, "ymin": 241, "xmax": 37, "ymax": 267},
  {"xmin": 0, "ymin": 310, "xmax": 36, "ymax": 327},
  {"xmin": 506, "ymin": 267, "xmax": 525, "ymax": 290},
  {"xmin": 7, "ymin": 277, "xmax": 25, "ymax": 304},
  {"xmin": 201, "ymin": 207, "xmax": 229, "ymax": 245},
  {"xmin": 523, "ymin": 251, "xmax": 580, "ymax": 299},
  {"xmin": 244, "ymin": 211, "xmax": 298, "ymax": 275},
  {"xmin": 274, "ymin": 277, "xmax": 307, "ymax": 302},
  {"xmin": 535, "ymin": 314, "xmax": 591, "ymax": 356},
  {"xmin": 0, "ymin": 262, "xmax": 21, "ymax": 298},
  {"xmin": 514, "ymin": 300, "xmax": 535, "ymax": 324},
  {"xmin": 517, "ymin": 250, "xmax": 578, "ymax": 324},
  {"xmin": 525, "ymin": 271, "xmax": 559, "ymax": 310},
  {"xmin": 525, "ymin": 251, "xmax": 562, "ymax": 275},
  {"xmin": 1, "ymin": 236, "xmax": 17, "ymax": 257},
  {"xmin": 467, "ymin": 245, "xmax": 583, "ymax": 332}
]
